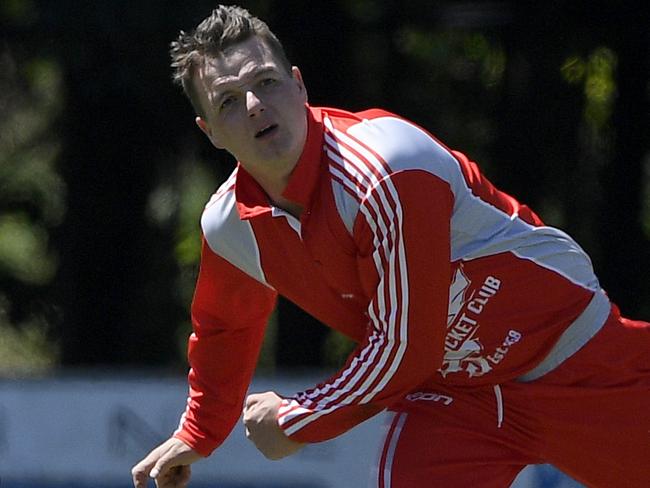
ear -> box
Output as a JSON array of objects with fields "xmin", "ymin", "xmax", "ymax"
[
  {"xmin": 195, "ymin": 116, "xmax": 225, "ymax": 149},
  {"xmin": 291, "ymin": 66, "xmax": 308, "ymax": 102}
]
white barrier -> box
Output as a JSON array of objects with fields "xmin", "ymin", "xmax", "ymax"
[{"xmin": 0, "ymin": 373, "xmax": 582, "ymax": 487}]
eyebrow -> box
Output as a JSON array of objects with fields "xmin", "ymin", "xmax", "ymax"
[{"xmin": 211, "ymin": 65, "xmax": 279, "ymax": 97}]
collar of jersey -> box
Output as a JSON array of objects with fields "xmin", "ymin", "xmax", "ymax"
[{"xmin": 235, "ymin": 104, "xmax": 324, "ymax": 220}]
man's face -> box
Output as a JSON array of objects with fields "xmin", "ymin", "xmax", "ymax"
[{"xmin": 194, "ymin": 36, "xmax": 308, "ymax": 176}]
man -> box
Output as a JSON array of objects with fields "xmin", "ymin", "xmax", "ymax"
[{"xmin": 132, "ymin": 5, "xmax": 650, "ymax": 488}]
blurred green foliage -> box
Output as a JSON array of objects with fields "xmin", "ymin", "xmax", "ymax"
[
  {"xmin": 0, "ymin": 214, "xmax": 56, "ymax": 284},
  {"xmin": 394, "ymin": 26, "xmax": 505, "ymax": 167},
  {"xmin": 0, "ymin": 294, "xmax": 58, "ymax": 376},
  {"xmin": 0, "ymin": 1, "xmax": 647, "ymax": 374},
  {"xmin": 323, "ymin": 330, "xmax": 356, "ymax": 369},
  {"xmin": 561, "ymin": 48, "xmax": 618, "ymax": 132},
  {"xmin": 0, "ymin": 43, "xmax": 64, "ymax": 374},
  {"xmin": 584, "ymin": 48, "xmax": 617, "ymax": 131}
]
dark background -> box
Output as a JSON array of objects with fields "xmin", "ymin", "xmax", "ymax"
[{"xmin": 1, "ymin": 0, "xmax": 648, "ymax": 373}]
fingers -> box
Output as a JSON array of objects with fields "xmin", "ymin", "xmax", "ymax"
[
  {"xmin": 132, "ymin": 456, "xmax": 156, "ymax": 488},
  {"xmin": 153, "ymin": 466, "xmax": 191, "ymax": 488},
  {"xmin": 243, "ymin": 392, "xmax": 263, "ymax": 425},
  {"xmin": 150, "ymin": 451, "xmax": 172, "ymax": 479},
  {"xmin": 176, "ymin": 465, "xmax": 192, "ymax": 486},
  {"xmin": 132, "ymin": 458, "xmax": 189, "ymax": 488},
  {"xmin": 244, "ymin": 392, "xmax": 261, "ymax": 410},
  {"xmin": 132, "ymin": 438, "xmax": 201, "ymax": 488},
  {"xmin": 242, "ymin": 391, "xmax": 304, "ymax": 460}
]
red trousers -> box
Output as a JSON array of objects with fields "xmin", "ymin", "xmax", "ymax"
[{"xmin": 374, "ymin": 309, "xmax": 650, "ymax": 487}]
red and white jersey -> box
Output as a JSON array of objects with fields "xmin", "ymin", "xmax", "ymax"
[{"xmin": 174, "ymin": 105, "xmax": 610, "ymax": 456}]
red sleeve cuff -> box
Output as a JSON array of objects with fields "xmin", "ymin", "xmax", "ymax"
[{"xmin": 173, "ymin": 428, "xmax": 219, "ymax": 458}]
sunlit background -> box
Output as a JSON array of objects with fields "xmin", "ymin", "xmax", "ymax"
[{"xmin": 0, "ymin": 1, "xmax": 648, "ymax": 486}]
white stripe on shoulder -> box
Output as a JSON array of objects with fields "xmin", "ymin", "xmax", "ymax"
[{"xmin": 342, "ymin": 115, "xmax": 600, "ymax": 290}]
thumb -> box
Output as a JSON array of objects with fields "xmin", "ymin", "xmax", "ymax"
[
  {"xmin": 245, "ymin": 394, "xmax": 257, "ymax": 409},
  {"xmin": 244, "ymin": 398, "xmax": 255, "ymax": 415}
]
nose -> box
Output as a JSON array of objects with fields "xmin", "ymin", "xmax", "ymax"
[{"xmin": 246, "ymin": 90, "xmax": 265, "ymax": 117}]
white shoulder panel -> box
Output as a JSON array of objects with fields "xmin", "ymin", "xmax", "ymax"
[
  {"xmin": 200, "ymin": 187, "xmax": 271, "ymax": 287},
  {"xmin": 341, "ymin": 116, "xmax": 600, "ymax": 291},
  {"xmin": 346, "ymin": 116, "xmax": 465, "ymax": 189}
]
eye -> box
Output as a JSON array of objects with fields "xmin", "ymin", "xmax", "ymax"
[
  {"xmin": 260, "ymin": 77, "xmax": 277, "ymax": 87},
  {"xmin": 219, "ymin": 95, "xmax": 236, "ymax": 110}
]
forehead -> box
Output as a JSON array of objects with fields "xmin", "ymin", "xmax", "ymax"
[{"xmin": 198, "ymin": 37, "xmax": 283, "ymax": 89}]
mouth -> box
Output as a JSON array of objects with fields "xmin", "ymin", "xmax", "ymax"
[{"xmin": 254, "ymin": 124, "xmax": 278, "ymax": 139}]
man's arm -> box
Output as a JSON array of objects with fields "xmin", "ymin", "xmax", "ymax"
[
  {"xmin": 132, "ymin": 238, "xmax": 277, "ymax": 485},
  {"xmin": 173, "ymin": 239, "xmax": 277, "ymax": 454},
  {"xmin": 276, "ymin": 169, "xmax": 453, "ymax": 443}
]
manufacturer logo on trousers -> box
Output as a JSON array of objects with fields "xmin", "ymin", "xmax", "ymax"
[{"xmin": 405, "ymin": 392, "xmax": 453, "ymax": 405}]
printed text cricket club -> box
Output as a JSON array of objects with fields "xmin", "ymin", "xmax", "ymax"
[{"xmin": 439, "ymin": 265, "xmax": 521, "ymax": 378}]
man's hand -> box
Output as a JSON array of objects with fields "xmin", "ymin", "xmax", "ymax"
[
  {"xmin": 243, "ymin": 391, "xmax": 304, "ymax": 460},
  {"xmin": 131, "ymin": 437, "xmax": 202, "ymax": 488}
]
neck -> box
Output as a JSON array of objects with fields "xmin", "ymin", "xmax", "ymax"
[
  {"xmin": 270, "ymin": 195, "xmax": 303, "ymax": 219},
  {"xmin": 245, "ymin": 164, "xmax": 303, "ymax": 219}
]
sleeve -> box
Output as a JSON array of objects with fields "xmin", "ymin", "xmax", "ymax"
[
  {"xmin": 173, "ymin": 237, "xmax": 277, "ymax": 456},
  {"xmin": 277, "ymin": 169, "xmax": 453, "ymax": 443}
]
